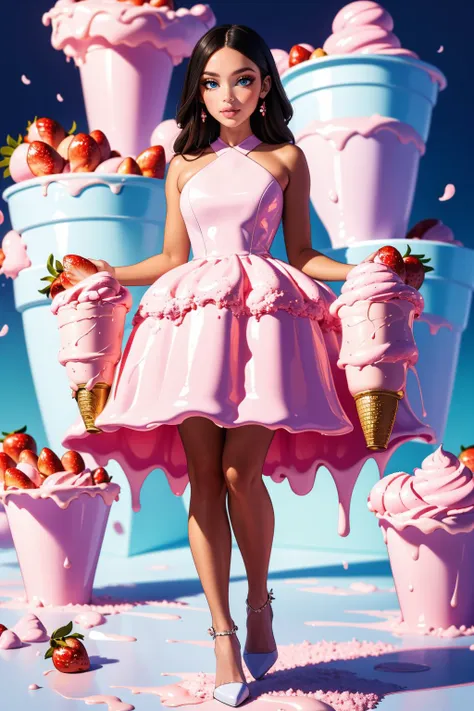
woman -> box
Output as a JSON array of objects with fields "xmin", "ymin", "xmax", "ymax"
[{"xmin": 63, "ymin": 24, "xmax": 429, "ymax": 708}]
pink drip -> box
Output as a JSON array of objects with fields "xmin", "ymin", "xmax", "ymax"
[
  {"xmin": 450, "ymin": 542, "xmax": 465, "ymax": 608},
  {"xmin": 408, "ymin": 364, "xmax": 427, "ymax": 418},
  {"xmin": 41, "ymin": 177, "xmax": 124, "ymax": 198}
]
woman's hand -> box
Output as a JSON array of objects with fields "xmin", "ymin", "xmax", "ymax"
[
  {"xmin": 361, "ymin": 250, "xmax": 378, "ymax": 264},
  {"xmin": 87, "ymin": 258, "xmax": 116, "ymax": 278}
]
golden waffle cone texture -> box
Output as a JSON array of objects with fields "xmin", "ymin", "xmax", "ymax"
[
  {"xmin": 76, "ymin": 383, "xmax": 111, "ymax": 434},
  {"xmin": 354, "ymin": 389, "xmax": 403, "ymax": 450}
]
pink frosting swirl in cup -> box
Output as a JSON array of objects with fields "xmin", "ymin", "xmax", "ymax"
[
  {"xmin": 50, "ymin": 272, "xmax": 132, "ymax": 315},
  {"xmin": 329, "ymin": 261, "xmax": 424, "ymax": 318},
  {"xmin": 40, "ymin": 470, "xmax": 94, "ymax": 491},
  {"xmin": 323, "ymin": 1, "xmax": 418, "ymax": 58},
  {"xmin": 368, "ymin": 446, "xmax": 474, "ymax": 530}
]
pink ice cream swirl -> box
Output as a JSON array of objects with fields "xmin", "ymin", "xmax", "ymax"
[
  {"xmin": 51, "ymin": 271, "xmax": 132, "ymax": 314},
  {"xmin": 369, "ymin": 446, "xmax": 474, "ymax": 533},
  {"xmin": 42, "ymin": 0, "xmax": 216, "ymax": 66},
  {"xmin": 323, "ymin": 1, "xmax": 418, "ymax": 58},
  {"xmin": 40, "ymin": 469, "xmax": 94, "ymax": 491},
  {"xmin": 330, "ymin": 261, "xmax": 424, "ymax": 318}
]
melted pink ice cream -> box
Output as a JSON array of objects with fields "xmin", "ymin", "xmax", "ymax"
[
  {"xmin": 0, "ymin": 629, "xmax": 23, "ymax": 649},
  {"xmin": 13, "ymin": 613, "xmax": 49, "ymax": 642},
  {"xmin": 42, "ymin": 0, "xmax": 216, "ymax": 66},
  {"xmin": 410, "ymin": 219, "xmax": 463, "ymax": 246},
  {"xmin": 0, "ymin": 230, "xmax": 31, "ymax": 279},
  {"xmin": 329, "ymin": 262, "xmax": 423, "ymax": 395},
  {"xmin": 51, "ymin": 272, "xmax": 132, "ymax": 390},
  {"xmin": 40, "ymin": 469, "xmax": 94, "ymax": 490},
  {"xmin": 368, "ymin": 446, "xmax": 474, "ymax": 532},
  {"xmin": 323, "ymin": 1, "xmax": 418, "ymax": 58}
]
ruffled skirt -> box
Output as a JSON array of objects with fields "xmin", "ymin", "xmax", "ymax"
[{"xmin": 62, "ymin": 254, "xmax": 435, "ymax": 535}]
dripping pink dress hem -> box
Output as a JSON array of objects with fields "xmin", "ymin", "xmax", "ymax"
[{"xmin": 62, "ymin": 133, "xmax": 435, "ymax": 535}]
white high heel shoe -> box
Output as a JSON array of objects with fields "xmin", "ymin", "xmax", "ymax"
[
  {"xmin": 243, "ymin": 589, "xmax": 278, "ymax": 680},
  {"xmin": 208, "ymin": 622, "xmax": 250, "ymax": 707}
]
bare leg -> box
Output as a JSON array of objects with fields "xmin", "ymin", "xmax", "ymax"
[
  {"xmin": 222, "ymin": 425, "xmax": 276, "ymax": 654},
  {"xmin": 177, "ymin": 417, "xmax": 246, "ymax": 687}
]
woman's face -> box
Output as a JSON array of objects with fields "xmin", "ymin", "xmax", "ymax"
[{"xmin": 199, "ymin": 47, "xmax": 271, "ymax": 127}]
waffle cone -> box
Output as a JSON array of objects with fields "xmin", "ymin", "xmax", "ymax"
[
  {"xmin": 75, "ymin": 383, "xmax": 111, "ymax": 434},
  {"xmin": 353, "ymin": 389, "xmax": 404, "ymax": 451}
]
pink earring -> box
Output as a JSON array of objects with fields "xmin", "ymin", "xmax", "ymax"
[
  {"xmin": 259, "ymin": 100, "xmax": 266, "ymax": 118},
  {"xmin": 201, "ymin": 107, "xmax": 207, "ymax": 123}
]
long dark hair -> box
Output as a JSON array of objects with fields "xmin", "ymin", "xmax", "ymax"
[{"xmin": 173, "ymin": 24, "xmax": 294, "ymax": 157}]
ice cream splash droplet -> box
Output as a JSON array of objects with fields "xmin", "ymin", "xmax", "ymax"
[
  {"xmin": 0, "ymin": 325, "xmax": 9, "ymax": 338},
  {"xmin": 437, "ymin": 45, "xmax": 444, "ymax": 53},
  {"xmin": 89, "ymin": 630, "xmax": 137, "ymax": 642},
  {"xmin": 63, "ymin": 557, "xmax": 71, "ymax": 569},
  {"xmin": 113, "ymin": 521, "xmax": 124, "ymax": 535},
  {"xmin": 28, "ymin": 684, "xmax": 40, "ymax": 691},
  {"xmin": 0, "ymin": 210, "xmax": 4, "ymax": 225},
  {"xmin": 57, "ymin": 93, "xmax": 64, "ymax": 102},
  {"xmin": 21, "ymin": 74, "xmax": 31, "ymax": 85},
  {"xmin": 439, "ymin": 183, "xmax": 455, "ymax": 201}
]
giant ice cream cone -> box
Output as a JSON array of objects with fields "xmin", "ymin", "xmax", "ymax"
[
  {"xmin": 330, "ymin": 261, "xmax": 425, "ymax": 450},
  {"xmin": 51, "ymin": 272, "xmax": 133, "ymax": 433},
  {"xmin": 369, "ymin": 447, "xmax": 474, "ymax": 631},
  {"xmin": 42, "ymin": 0, "xmax": 216, "ymax": 156},
  {"xmin": 281, "ymin": 2, "xmax": 446, "ymax": 248},
  {"xmin": 1, "ymin": 472, "xmax": 120, "ymax": 606}
]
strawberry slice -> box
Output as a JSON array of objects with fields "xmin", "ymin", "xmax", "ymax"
[
  {"xmin": 62, "ymin": 255, "xmax": 98, "ymax": 285},
  {"xmin": 61, "ymin": 451, "xmax": 85, "ymax": 475},
  {"xmin": 37, "ymin": 448, "xmax": 63, "ymax": 477}
]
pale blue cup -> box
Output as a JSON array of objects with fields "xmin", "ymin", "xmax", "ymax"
[
  {"xmin": 281, "ymin": 55, "xmax": 447, "ymax": 142},
  {"xmin": 3, "ymin": 174, "xmax": 188, "ymax": 557}
]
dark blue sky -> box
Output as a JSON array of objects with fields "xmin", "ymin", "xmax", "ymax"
[{"xmin": 1, "ymin": 0, "xmax": 473, "ymax": 449}]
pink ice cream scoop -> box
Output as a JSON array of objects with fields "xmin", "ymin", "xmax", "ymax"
[
  {"xmin": 329, "ymin": 261, "xmax": 424, "ymax": 450},
  {"xmin": 369, "ymin": 446, "xmax": 474, "ymax": 631},
  {"xmin": 323, "ymin": 1, "xmax": 418, "ymax": 58},
  {"xmin": 51, "ymin": 271, "xmax": 132, "ymax": 433}
]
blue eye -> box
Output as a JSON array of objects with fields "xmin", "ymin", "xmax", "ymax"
[{"xmin": 201, "ymin": 75, "xmax": 254, "ymax": 90}]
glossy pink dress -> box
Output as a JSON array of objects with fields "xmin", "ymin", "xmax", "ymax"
[{"xmin": 63, "ymin": 132, "xmax": 435, "ymax": 535}]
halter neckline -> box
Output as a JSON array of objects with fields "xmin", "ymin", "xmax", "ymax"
[{"xmin": 211, "ymin": 133, "xmax": 262, "ymax": 156}]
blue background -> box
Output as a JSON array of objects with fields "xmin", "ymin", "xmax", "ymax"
[{"xmin": 0, "ymin": 0, "xmax": 473, "ymax": 453}]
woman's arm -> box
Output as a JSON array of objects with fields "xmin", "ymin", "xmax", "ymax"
[
  {"xmin": 93, "ymin": 155, "xmax": 191, "ymax": 287},
  {"xmin": 281, "ymin": 145, "xmax": 355, "ymax": 281}
]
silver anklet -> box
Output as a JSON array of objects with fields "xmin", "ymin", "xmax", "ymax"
[
  {"xmin": 246, "ymin": 588, "xmax": 275, "ymax": 613},
  {"xmin": 208, "ymin": 622, "xmax": 238, "ymax": 640}
]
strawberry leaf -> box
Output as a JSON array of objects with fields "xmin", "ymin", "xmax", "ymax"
[
  {"xmin": 0, "ymin": 147, "xmax": 13, "ymax": 157},
  {"xmin": 68, "ymin": 120, "xmax": 77, "ymax": 135},
  {"xmin": 0, "ymin": 157, "xmax": 9, "ymax": 168},
  {"xmin": 51, "ymin": 621, "xmax": 73, "ymax": 640},
  {"xmin": 3, "ymin": 167, "xmax": 10, "ymax": 179},
  {"xmin": 38, "ymin": 285, "xmax": 52, "ymax": 295},
  {"xmin": 55, "ymin": 260, "xmax": 64, "ymax": 273},
  {"xmin": 14, "ymin": 426, "xmax": 27, "ymax": 434},
  {"xmin": 6, "ymin": 135, "xmax": 16, "ymax": 149},
  {"xmin": 68, "ymin": 632, "xmax": 85, "ymax": 640},
  {"xmin": 423, "ymin": 266, "xmax": 434, "ymax": 273},
  {"xmin": 40, "ymin": 276, "xmax": 55, "ymax": 282},
  {"xmin": 44, "ymin": 647, "xmax": 54, "ymax": 659},
  {"xmin": 46, "ymin": 253, "xmax": 57, "ymax": 277}
]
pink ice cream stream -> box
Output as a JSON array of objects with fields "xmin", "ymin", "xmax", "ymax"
[{"xmin": 0, "ymin": 230, "xmax": 31, "ymax": 279}]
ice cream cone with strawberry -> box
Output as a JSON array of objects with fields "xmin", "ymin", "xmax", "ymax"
[
  {"xmin": 330, "ymin": 245, "xmax": 429, "ymax": 449},
  {"xmin": 40, "ymin": 254, "xmax": 132, "ymax": 433}
]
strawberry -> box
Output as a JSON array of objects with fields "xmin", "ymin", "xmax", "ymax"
[
  {"xmin": 37, "ymin": 448, "xmax": 63, "ymax": 477},
  {"xmin": 89, "ymin": 130, "xmax": 111, "ymax": 162},
  {"xmin": 57, "ymin": 135, "xmax": 75, "ymax": 161},
  {"xmin": 149, "ymin": 0, "xmax": 175, "ymax": 7},
  {"xmin": 27, "ymin": 141, "xmax": 65, "ymax": 177},
  {"xmin": 62, "ymin": 255, "xmax": 98, "ymax": 285},
  {"xmin": 406, "ymin": 218, "xmax": 439, "ymax": 240},
  {"xmin": 136, "ymin": 145, "xmax": 166, "ymax": 179},
  {"xmin": 31, "ymin": 118, "xmax": 67, "ymax": 149},
  {"xmin": 310, "ymin": 48, "xmax": 327, "ymax": 59},
  {"xmin": 5, "ymin": 467, "xmax": 38, "ymax": 489},
  {"xmin": 68, "ymin": 133, "xmax": 101, "ymax": 173},
  {"xmin": 0, "ymin": 248, "xmax": 5, "ymax": 268},
  {"xmin": 44, "ymin": 621, "xmax": 90, "ymax": 673},
  {"xmin": 109, "ymin": 150, "xmax": 122, "ymax": 158},
  {"xmin": 117, "ymin": 157, "xmax": 142, "ymax": 176},
  {"xmin": 402, "ymin": 244, "xmax": 434, "ymax": 290},
  {"xmin": 459, "ymin": 446, "xmax": 474, "ymax": 473},
  {"xmin": 92, "ymin": 467, "xmax": 112, "ymax": 484},
  {"xmin": 18, "ymin": 449, "xmax": 39, "ymax": 468},
  {"xmin": 0, "ymin": 427, "xmax": 37, "ymax": 463},
  {"xmin": 50, "ymin": 277, "xmax": 65, "ymax": 299},
  {"xmin": 373, "ymin": 246, "xmax": 406, "ymax": 280},
  {"xmin": 289, "ymin": 44, "xmax": 312, "ymax": 67},
  {"xmin": 118, "ymin": 0, "xmax": 146, "ymax": 4},
  {"xmin": 0, "ymin": 452, "xmax": 15, "ymax": 482},
  {"xmin": 38, "ymin": 254, "xmax": 67, "ymax": 298},
  {"xmin": 0, "ymin": 624, "xmax": 7, "ymax": 636},
  {"xmin": 61, "ymin": 451, "xmax": 85, "ymax": 475},
  {"xmin": 59, "ymin": 270, "xmax": 74, "ymax": 289}
]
